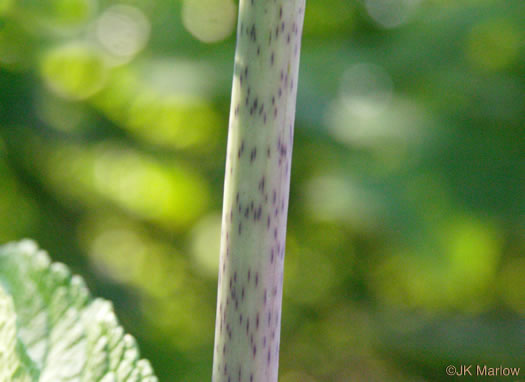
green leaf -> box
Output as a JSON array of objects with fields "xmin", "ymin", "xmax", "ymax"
[
  {"xmin": 0, "ymin": 286, "xmax": 39, "ymax": 381},
  {"xmin": 0, "ymin": 240, "xmax": 158, "ymax": 382}
]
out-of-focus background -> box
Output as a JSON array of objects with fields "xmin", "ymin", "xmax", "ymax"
[{"xmin": 1, "ymin": 0, "xmax": 524, "ymax": 380}]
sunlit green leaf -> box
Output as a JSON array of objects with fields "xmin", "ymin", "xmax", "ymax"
[
  {"xmin": 0, "ymin": 240, "xmax": 158, "ymax": 382},
  {"xmin": 0, "ymin": 286, "xmax": 39, "ymax": 381}
]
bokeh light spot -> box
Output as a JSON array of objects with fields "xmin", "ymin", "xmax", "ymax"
[
  {"xmin": 41, "ymin": 44, "xmax": 108, "ymax": 100},
  {"xmin": 190, "ymin": 213, "xmax": 221, "ymax": 277},
  {"xmin": 92, "ymin": 145, "xmax": 209, "ymax": 228},
  {"xmin": 340, "ymin": 63, "xmax": 393, "ymax": 118},
  {"xmin": 82, "ymin": 216, "xmax": 186, "ymax": 295},
  {"xmin": 143, "ymin": 59, "xmax": 216, "ymax": 98},
  {"xmin": 305, "ymin": 174, "xmax": 382, "ymax": 230},
  {"xmin": 41, "ymin": 142, "xmax": 210, "ymax": 230},
  {"xmin": 365, "ymin": 0, "xmax": 421, "ymax": 29},
  {"xmin": 93, "ymin": 64, "xmax": 221, "ymax": 150},
  {"xmin": 182, "ymin": 0, "xmax": 236, "ymax": 43},
  {"xmin": 96, "ymin": 5, "xmax": 150, "ymax": 64},
  {"xmin": 443, "ymin": 217, "xmax": 501, "ymax": 286},
  {"xmin": 78, "ymin": 215, "xmax": 214, "ymax": 349},
  {"xmin": 126, "ymin": 93, "xmax": 219, "ymax": 150},
  {"xmin": 327, "ymin": 91, "xmax": 427, "ymax": 158}
]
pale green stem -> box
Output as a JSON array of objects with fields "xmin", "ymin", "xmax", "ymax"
[{"xmin": 212, "ymin": 1, "xmax": 305, "ymax": 381}]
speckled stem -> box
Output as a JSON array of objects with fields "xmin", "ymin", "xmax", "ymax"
[{"xmin": 212, "ymin": 1, "xmax": 305, "ymax": 381}]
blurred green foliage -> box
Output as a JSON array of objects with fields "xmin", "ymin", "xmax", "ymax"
[{"xmin": 0, "ymin": 0, "xmax": 524, "ymax": 380}]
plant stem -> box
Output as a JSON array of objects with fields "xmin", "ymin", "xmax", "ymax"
[{"xmin": 212, "ymin": 1, "xmax": 305, "ymax": 381}]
